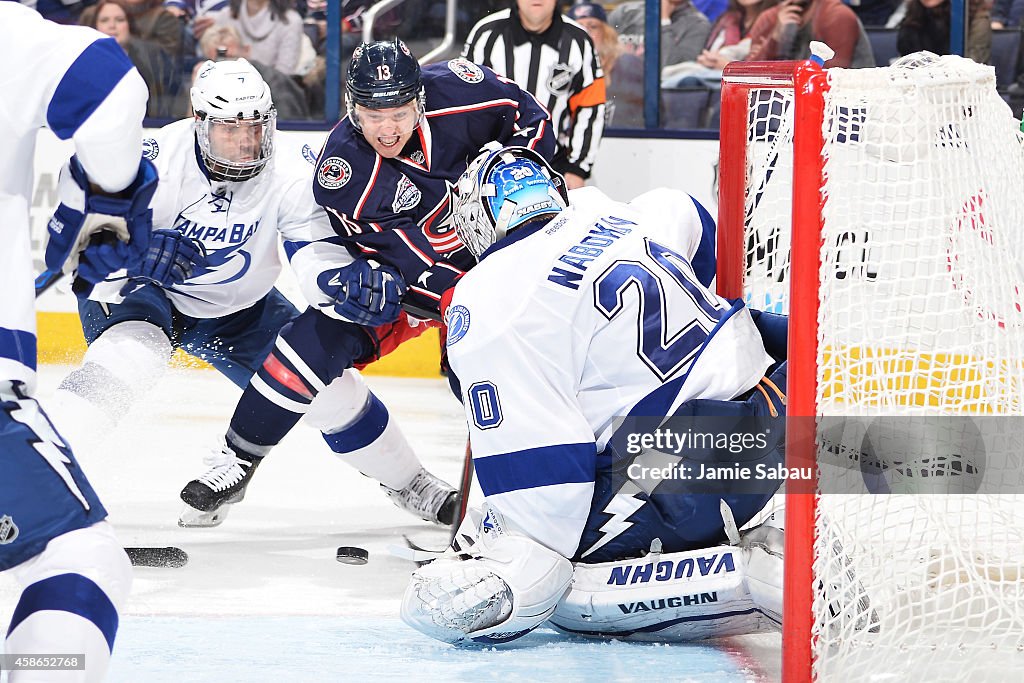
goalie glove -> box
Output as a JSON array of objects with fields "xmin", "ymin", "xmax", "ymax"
[
  {"xmin": 400, "ymin": 504, "xmax": 573, "ymax": 645},
  {"xmin": 316, "ymin": 259, "xmax": 407, "ymax": 326},
  {"xmin": 45, "ymin": 155, "xmax": 158, "ymax": 296}
]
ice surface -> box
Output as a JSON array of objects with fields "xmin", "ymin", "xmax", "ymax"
[{"xmin": 1, "ymin": 366, "xmax": 781, "ymax": 682}]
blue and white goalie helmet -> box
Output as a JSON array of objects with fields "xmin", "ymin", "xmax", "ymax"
[
  {"xmin": 452, "ymin": 145, "xmax": 569, "ymax": 260},
  {"xmin": 191, "ymin": 59, "xmax": 277, "ymax": 182}
]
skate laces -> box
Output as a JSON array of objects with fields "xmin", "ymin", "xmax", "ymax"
[{"xmin": 198, "ymin": 439, "xmax": 248, "ymax": 492}]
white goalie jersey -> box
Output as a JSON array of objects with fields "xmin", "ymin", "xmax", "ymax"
[
  {"xmin": 444, "ymin": 187, "xmax": 774, "ymax": 560},
  {"xmin": 89, "ymin": 119, "xmax": 343, "ymax": 318}
]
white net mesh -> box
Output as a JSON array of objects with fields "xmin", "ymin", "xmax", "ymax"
[{"xmin": 734, "ymin": 53, "xmax": 1024, "ymax": 681}]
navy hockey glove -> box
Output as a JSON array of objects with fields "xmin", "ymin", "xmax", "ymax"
[
  {"xmin": 318, "ymin": 259, "xmax": 407, "ymax": 326},
  {"xmin": 126, "ymin": 229, "xmax": 208, "ymax": 289},
  {"xmin": 45, "ymin": 155, "xmax": 158, "ymax": 296}
]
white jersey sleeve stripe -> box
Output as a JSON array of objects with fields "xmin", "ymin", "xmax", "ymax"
[{"xmin": 46, "ymin": 37, "xmax": 135, "ymax": 140}]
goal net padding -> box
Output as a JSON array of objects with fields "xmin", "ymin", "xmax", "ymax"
[{"xmin": 717, "ymin": 52, "xmax": 1024, "ymax": 682}]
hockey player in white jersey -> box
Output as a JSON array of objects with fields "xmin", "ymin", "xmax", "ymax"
[
  {"xmin": 0, "ymin": 4, "xmax": 157, "ymax": 681},
  {"xmin": 52, "ymin": 59, "xmax": 457, "ymax": 529},
  {"xmin": 401, "ymin": 146, "xmax": 790, "ymax": 645}
]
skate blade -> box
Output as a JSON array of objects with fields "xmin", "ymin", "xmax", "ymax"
[{"xmin": 178, "ymin": 503, "xmax": 232, "ymax": 528}]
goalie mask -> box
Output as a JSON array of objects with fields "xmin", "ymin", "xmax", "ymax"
[
  {"xmin": 452, "ymin": 146, "xmax": 569, "ymax": 260},
  {"xmin": 191, "ymin": 59, "xmax": 276, "ymax": 182}
]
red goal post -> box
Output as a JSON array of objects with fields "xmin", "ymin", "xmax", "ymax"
[
  {"xmin": 718, "ymin": 57, "xmax": 823, "ymax": 683},
  {"xmin": 718, "ymin": 54, "xmax": 1024, "ymax": 682}
]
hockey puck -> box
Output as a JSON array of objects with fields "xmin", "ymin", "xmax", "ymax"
[{"xmin": 336, "ymin": 546, "xmax": 369, "ymax": 565}]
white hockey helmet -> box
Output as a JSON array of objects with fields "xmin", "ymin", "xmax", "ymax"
[
  {"xmin": 190, "ymin": 59, "xmax": 277, "ymax": 182},
  {"xmin": 452, "ymin": 145, "xmax": 568, "ymax": 261}
]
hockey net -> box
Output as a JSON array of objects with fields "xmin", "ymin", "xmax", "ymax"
[{"xmin": 718, "ymin": 53, "xmax": 1024, "ymax": 681}]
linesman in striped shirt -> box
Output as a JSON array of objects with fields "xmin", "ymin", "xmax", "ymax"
[{"xmin": 464, "ymin": 0, "xmax": 606, "ymax": 189}]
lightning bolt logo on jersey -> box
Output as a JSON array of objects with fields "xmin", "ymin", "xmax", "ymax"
[{"xmin": 88, "ymin": 118, "xmax": 335, "ymax": 319}]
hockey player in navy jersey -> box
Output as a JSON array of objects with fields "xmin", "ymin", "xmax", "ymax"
[
  {"xmin": 0, "ymin": 5, "xmax": 157, "ymax": 680},
  {"xmin": 50, "ymin": 58, "xmax": 456, "ymax": 529},
  {"xmin": 400, "ymin": 146, "xmax": 790, "ymax": 645},
  {"xmin": 177, "ymin": 39, "xmax": 557, "ymax": 524}
]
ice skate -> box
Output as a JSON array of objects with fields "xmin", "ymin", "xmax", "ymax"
[
  {"xmin": 179, "ymin": 439, "xmax": 260, "ymax": 528},
  {"xmin": 382, "ymin": 468, "xmax": 457, "ymax": 526}
]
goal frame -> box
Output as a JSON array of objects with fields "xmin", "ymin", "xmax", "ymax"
[{"xmin": 717, "ymin": 58, "xmax": 830, "ymax": 683}]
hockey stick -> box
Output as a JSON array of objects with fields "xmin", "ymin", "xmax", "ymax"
[
  {"xmin": 34, "ymin": 268, "xmax": 64, "ymax": 298},
  {"xmin": 124, "ymin": 546, "xmax": 188, "ymax": 568},
  {"xmin": 393, "ymin": 439, "xmax": 474, "ymax": 564}
]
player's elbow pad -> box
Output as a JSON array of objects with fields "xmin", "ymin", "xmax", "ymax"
[{"xmin": 400, "ymin": 532, "xmax": 573, "ymax": 646}]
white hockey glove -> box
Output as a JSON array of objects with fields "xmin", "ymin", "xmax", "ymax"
[{"xmin": 400, "ymin": 504, "xmax": 573, "ymax": 645}]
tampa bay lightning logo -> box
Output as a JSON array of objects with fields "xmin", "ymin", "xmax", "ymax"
[
  {"xmin": 301, "ymin": 144, "xmax": 317, "ymax": 166},
  {"xmin": 186, "ymin": 241, "xmax": 252, "ymax": 286},
  {"xmin": 446, "ymin": 305, "xmax": 470, "ymax": 345},
  {"xmin": 142, "ymin": 138, "xmax": 160, "ymax": 160}
]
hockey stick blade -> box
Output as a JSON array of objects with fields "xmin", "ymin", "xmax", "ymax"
[
  {"xmin": 389, "ymin": 538, "xmax": 443, "ymax": 567},
  {"xmin": 125, "ymin": 546, "xmax": 188, "ymax": 568}
]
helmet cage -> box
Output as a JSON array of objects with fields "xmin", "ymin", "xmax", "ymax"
[
  {"xmin": 195, "ymin": 108, "xmax": 277, "ymax": 182},
  {"xmin": 453, "ymin": 146, "xmax": 568, "ymax": 260}
]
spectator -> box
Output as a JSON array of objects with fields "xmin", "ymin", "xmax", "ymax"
[
  {"xmin": 197, "ymin": 23, "xmax": 310, "ymax": 118},
  {"xmin": 662, "ymin": 0, "xmax": 780, "ymax": 85},
  {"xmin": 846, "ymin": 0, "xmax": 901, "ymax": 27},
  {"xmin": 694, "ymin": 0, "xmax": 730, "ymax": 23},
  {"xmin": 210, "ymin": 0, "xmax": 303, "ymax": 75},
  {"xmin": 992, "ymin": 0, "xmax": 1024, "ymax": 28},
  {"xmin": 81, "ymin": 0, "xmax": 179, "ymax": 116},
  {"xmin": 464, "ymin": 0, "xmax": 606, "ymax": 189},
  {"xmin": 566, "ymin": 2, "xmax": 625, "ymax": 84},
  {"xmin": 746, "ymin": 0, "xmax": 876, "ymax": 68},
  {"xmin": 29, "ymin": 0, "xmax": 98, "ymax": 24},
  {"xmin": 898, "ymin": 0, "xmax": 991, "ymax": 64},
  {"xmin": 609, "ymin": 0, "xmax": 713, "ymax": 67},
  {"xmin": 121, "ymin": 0, "xmax": 183, "ymax": 56},
  {"xmin": 163, "ymin": 0, "xmax": 227, "ymax": 45}
]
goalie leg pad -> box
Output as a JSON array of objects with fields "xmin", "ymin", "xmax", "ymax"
[
  {"xmin": 401, "ymin": 528, "xmax": 573, "ymax": 645},
  {"xmin": 550, "ymin": 544, "xmax": 774, "ymax": 641},
  {"xmin": 739, "ymin": 511, "xmax": 785, "ymax": 626}
]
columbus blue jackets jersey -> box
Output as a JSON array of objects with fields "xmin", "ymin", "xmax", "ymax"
[
  {"xmin": 445, "ymin": 188, "xmax": 774, "ymax": 561},
  {"xmin": 313, "ymin": 58, "xmax": 556, "ymax": 318}
]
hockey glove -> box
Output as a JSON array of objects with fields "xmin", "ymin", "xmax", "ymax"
[
  {"xmin": 318, "ymin": 259, "xmax": 407, "ymax": 326},
  {"xmin": 45, "ymin": 154, "xmax": 158, "ymax": 296},
  {"xmin": 126, "ymin": 229, "xmax": 208, "ymax": 289}
]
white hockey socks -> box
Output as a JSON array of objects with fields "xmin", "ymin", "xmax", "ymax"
[
  {"xmin": 52, "ymin": 321, "xmax": 172, "ymax": 453},
  {"xmin": 305, "ymin": 371, "xmax": 420, "ymax": 490},
  {"xmin": 5, "ymin": 522, "xmax": 132, "ymax": 683}
]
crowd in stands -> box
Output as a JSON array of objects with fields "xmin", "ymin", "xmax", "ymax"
[{"xmin": 18, "ymin": 0, "xmax": 1024, "ymax": 129}]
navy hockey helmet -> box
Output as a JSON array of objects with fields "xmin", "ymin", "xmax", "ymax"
[
  {"xmin": 452, "ymin": 145, "xmax": 569, "ymax": 260},
  {"xmin": 346, "ymin": 39, "xmax": 425, "ymax": 129}
]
